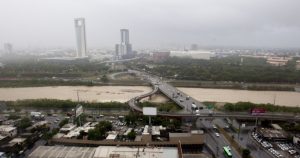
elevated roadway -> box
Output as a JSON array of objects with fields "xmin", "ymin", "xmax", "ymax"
[{"xmin": 127, "ymin": 71, "xmax": 300, "ymax": 121}]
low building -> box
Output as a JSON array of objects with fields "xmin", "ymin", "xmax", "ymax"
[
  {"xmin": 93, "ymin": 146, "xmax": 178, "ymax": 158},
  {"xmin": 141, "ymin": 125, "xmax": 151, "ymax": 142},
  {"xmin": 59, "ymin": 124, "xmax": 76, "ymax": 134},
  {"xmin": 106, "ymin": 134, "xmax": 118, "ymax": 141},
  {"xmin": 296, "ymin": 60, "xmax": 300, "ymax": 70},
  {"xmin": 0, "ymin": 137, "xmax": 27, "ymax": 153},
  {"xmin": 63, "ymin": 126, "xmax": 94, "ymax": 139},
  {"xmin": 123, "ymin": 128, "xmax": 133, "ymax": 136},
  {"xmin": 0, "ymin": 125, "xmax": 17, "ymax": 137},
  {"xmin": 152, "ymin": 51, "xmax": 170, "ymax": 62},
  {"xmin": 2, "ymin": 119, "xmax": 18, "ymax": 126},
  {"xmin": 151, "ymin": 126, "xmax": 166, "ymax": 136},
  {"xmin": 257, "ymin": 128, "xmax": 288, "ymax": 141},
  {"xmin": 0, "ymin": 135, "xmax": 9, "ymax": 146},
  {"xmin": 169, "ymin": 130, "xmax": 204, "ymax": 144},
  {"xmin": 26, "ymin": 121, "xmax": 49, "ymax": 132},
  {"xmin": 170, "ymin": 50, "xmax": 215, "ymax": 60},
  {"xmin": 28, "ymin": 146, "xmax": 179, "ymax": 158},
  {"xmin": 266, "ymin": 57, "xmax": 291, "ymax": 66}
]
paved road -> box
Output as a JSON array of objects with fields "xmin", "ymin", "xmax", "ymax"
[
  {"xmin": 196, "ymin": 118, "xmax": 241, "ymax": 158},
  {"xmin": 127, "ymin": 70, "xmax": 300, "ymax": 122},
  {"xmin": 157, "ymin": 82, "xmax": 208, "ymax": 114},
  {"xmin": 213, "ymin": 118, "xmax": 273, "ymax": 158}
]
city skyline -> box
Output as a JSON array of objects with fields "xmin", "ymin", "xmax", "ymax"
[{"xmin": 0, "ymin": 0, "xmax": 300, "ymax": 49}]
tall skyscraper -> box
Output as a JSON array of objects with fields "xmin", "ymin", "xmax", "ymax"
[
  {"xmin": 3, "ymin": 43, "xmax": 13, "ymax": 54},
  {"xmin": 121, "ymin": 29, "xmax": 129, "ymax": 45},
  {"xmin": 118, "ymin": 29, "xmax": 133, "ymax": 59},
  {"xmin": 74, "ymin": 18, "xmax": 87, "ymax": 58}
]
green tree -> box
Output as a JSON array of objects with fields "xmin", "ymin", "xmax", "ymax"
[
  {"xmin": 8, "ymin": 114, "xmax": 20, "ymax": 120},
  {"xmin": 59, "ymin": 118, "xmax": 69, "ymax": 128},
  {"xmin": 77, "ymin": 130, "xmax": 86, "ymax": 139},
  {"xmin": 242, "ymin": 149, "xmax": 251, "ymax": 158},
  {"xmin": 17, "ymin": 117, "xmax": 32, "ymax": 129},
  {"xmin": 125, "ymin": 112, "xmax": 140, "ymax": 125},
  {"xmin": 42, "ymin": 128, "xmax": 59, "ymax": 140},
  {"xmin": 88, "ymin": 129, "xmax": 102, "ymax": 140},
  {"xmin": 127, "ymin": 131, "xmax": 136, "ymax": 140},
  {"xmin": 101, "ymin": 75, "xmax": 108, "ymax": 82},
  {"xmin": 87, "ymin": 121, "xmax": 112, "ymax": 140}
]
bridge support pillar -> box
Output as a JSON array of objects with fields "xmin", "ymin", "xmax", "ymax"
[{"xmin": 149, "ymin": 94, "xmax": 152, "ymax": 100}]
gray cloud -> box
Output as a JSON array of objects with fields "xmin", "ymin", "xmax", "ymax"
[{"xmin": 0, "ymin": 0, "xmax": 299, "ymax": 49}]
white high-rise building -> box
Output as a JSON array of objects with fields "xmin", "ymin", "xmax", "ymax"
[
  {"xmin": 74, "ymin": 18, "xmax": 87, "ymax": 58},
  {"xmin": 119, "ymin": 29, "xmax": 132, "ymax": 58},
  {"xmin": 121, "ymin": 29, "xmax": 129, "ymax": 45}
]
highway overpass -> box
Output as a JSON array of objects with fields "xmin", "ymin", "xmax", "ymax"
[{"xmin": 127, "ymin": 71, "xmax": 300, "ymax": 121}]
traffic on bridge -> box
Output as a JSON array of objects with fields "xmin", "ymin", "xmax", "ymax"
[{"xmin": 127, "ymin": 70, "xmax": 300, "ymax": 121}]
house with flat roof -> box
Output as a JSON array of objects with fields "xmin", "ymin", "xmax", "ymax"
[
  {"xmin": 0, "ymin": 125, "xmax": 17, "ymax": 137},
  {"xmin": 28, "ymin": 146, "xmax": 179, "ymax": 158}
]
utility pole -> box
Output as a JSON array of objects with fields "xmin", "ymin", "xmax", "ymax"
[
  {"xmin": 76, "ymin": 90, "xmax": 81, "ymax": 127},
  {"xmin": 273, "ymin": 93, "xmax": 276, "ymax": 105},
  {"xmin": 77, "ymin": 90, "xmax": 80, "ymax": 102},
  {"xmin": 238, "ymin": 123, "xmax": 241, "ymax": 141}
]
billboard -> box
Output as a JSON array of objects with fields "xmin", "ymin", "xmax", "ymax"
[
  {"xmin": 143, "ymin": 107, "xmax": 157, "ymax": 116},
  {"xmin": 75, "ymin": 105, "xmax": 83, "ymax": 117},
  {"xmin": 250, "ymin": 108, "xmax": 266, "ymax": 115}
]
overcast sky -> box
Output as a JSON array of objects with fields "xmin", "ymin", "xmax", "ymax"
[{"xmin": 0, "ymin": 0, "xmax": 300, "ymax": 49}]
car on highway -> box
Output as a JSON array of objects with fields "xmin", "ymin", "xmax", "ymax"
[
  {"xmin": 212, "ymin": 124, "xmax": 217, "ymax": 129},
  {"xmin": 215, "ymin": 132, "xmax": 220, "ymax": 137}
]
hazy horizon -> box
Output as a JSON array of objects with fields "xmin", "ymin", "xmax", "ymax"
[{"xmin": 1, "ymin": 0, "xmax": 300, "ymax": 50}]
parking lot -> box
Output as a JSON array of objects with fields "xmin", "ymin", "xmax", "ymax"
[{"xmin": 252, "ymin": 131, "xmax": 300, "ymax": 158}]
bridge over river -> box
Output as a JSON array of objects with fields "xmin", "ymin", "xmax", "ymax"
[{"xmin": 127, "ymin": 70, "xmax": 300, "ymax": 121}]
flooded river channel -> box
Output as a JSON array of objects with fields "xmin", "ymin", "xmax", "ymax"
[{"xmin": 0, "ymin": 86, "xmax": 299, "ymax": 107}]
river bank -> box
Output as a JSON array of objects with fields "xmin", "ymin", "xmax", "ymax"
[
  {"xmin": 170, "ymin": 80, "xmax": 298, "ymax": 91},
  {"xmin": 0, "ymin": 86, "xmax": 300, "ymax": 107},
  {"xmin": 0, "ymin": 78, "xmax": 298, "ymax": 92}
]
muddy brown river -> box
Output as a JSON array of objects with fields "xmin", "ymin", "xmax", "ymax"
[{"xmin": 0, "ymin": 86, "xmax": 299, "ymax": 107}]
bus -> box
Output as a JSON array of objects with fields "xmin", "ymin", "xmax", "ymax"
[{"xmin": 223, "ymin": 146, "xmax": 232, "ymax": 158}]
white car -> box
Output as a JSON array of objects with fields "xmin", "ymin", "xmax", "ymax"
[{"xmin": 215, "ymin": 133, "xmax": 220, "ymax": 137}]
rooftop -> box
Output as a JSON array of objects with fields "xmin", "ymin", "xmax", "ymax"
[
  {"xmin": 9, "ymin": 138, "xmax": 26, "ymax": 144},
  {"xmin": 33, "ymin": 121, "xmax": 48, "ymax": 127},
  {"xmin": 169, "ymin": 133, "xmax": 191, "ymax": 138},
  {"xmin": 0, "ymin": 135, "xmax": 7, "ymax": 141},
  {"xmin": 60, "ymin": 124, "xmax": 76, "ymax": 132},
  {"xmin": 94, "ymin": 146, "xmax": 178, "ymax": 158},
  {"xmin": 0, "ymin": 125, "xmax": 16, "ymax": 132},
  {"xmin": 106, "ymin": 134, "xmax": 118, "ymax": 140},
  {"xmin": 152, "ymin": 126, "xmax": 166, "ymax": 136},
  {"xmin": 28, "ymin": 146, "xmax": 179, "ymax": 158},
  {"xmin": 124, "ymin": 128, "xmax": 133, "ymax": 136},
  {"xmin": 257, "ymin": 128, "xmax": 288, "ymax": 139},
  {"xmin": 28, "ymin": 146, "xmax": 95, "ymax": 158}
]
